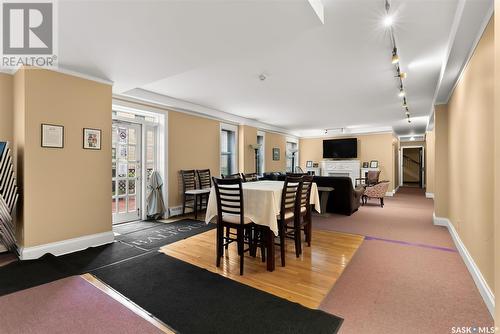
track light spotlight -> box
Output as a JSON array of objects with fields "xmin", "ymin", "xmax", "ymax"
[
  {"xmin": 399, "ymin": 72, "xmax": 407, "ymax": 79},
  {"xmin": 402, "ymin": 98, "xmax": 407, "ymax": 108},
  {"xmin": 398, "ymin": 88, "xmax": 405, "ymax": 98},
  {"xmin": 392, "ymin": 48, "xmax": 399, "ymax": 64},
  {"xmin": 383, "ymin": 15, "xmax": 393, "ymax": 27}
]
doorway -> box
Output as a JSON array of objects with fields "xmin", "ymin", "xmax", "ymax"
[
  {"xmin": 112, "ymin": 117, "xmax": 161, "ymax": 225},
  {"xmin": 401, "ymin": 146, "xmax": 424, "ymax": 188},
  {"xmin": 112, "ymin": 121, "xmax": 142, "ymax": 224}
]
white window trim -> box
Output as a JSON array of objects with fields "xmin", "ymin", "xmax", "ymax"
[
  {"xmin": 220, "ymin": 123, "xmax": 239, "ymax": 176},
  {"xmin": 286, "ymin": 136, "xmax": 300, "ymax": 172},
  {"xmin": 257, "ymin": 130, "xmax": 266, "ymax": 175}
]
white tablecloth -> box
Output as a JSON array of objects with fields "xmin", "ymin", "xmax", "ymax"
[{"xmin": 205, "ymin": 180, "xmax": 320, "ymax": 235}]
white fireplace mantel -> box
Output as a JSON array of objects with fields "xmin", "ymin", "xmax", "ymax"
[{"xmin": 319, "ymin": 160, "xmax": 361, "ymax": 185}]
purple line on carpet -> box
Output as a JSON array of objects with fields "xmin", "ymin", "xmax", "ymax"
[{"xmin": 364, "ymin": 236, "xmax": 457, "ymax": 253}]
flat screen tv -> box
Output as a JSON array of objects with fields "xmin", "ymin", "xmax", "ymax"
[{"xmin": 323, "ymin": 138, "xmax": 357, "ymax": 159}]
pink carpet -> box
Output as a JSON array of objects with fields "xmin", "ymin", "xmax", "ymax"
[
  {"xmin": 314, "ymin": 187, "xmax": 454, "ymax": 248},
  {"xmin": 0, "ymin": 276, "xmax": 163, "ymax": 334},
  {"xmin": 316, "ymin": 187, "xmax": 493, "ymax": 333}
]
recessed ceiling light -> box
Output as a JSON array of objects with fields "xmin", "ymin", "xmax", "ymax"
[{"xmin": 383, "ymin": 15, "xmax": 393, "ymax": 27}]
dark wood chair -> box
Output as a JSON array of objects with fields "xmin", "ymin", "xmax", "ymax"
[
  {"xmin": 276, "ymin": 176, "xmax": 303, "ymax": 266},
  {"xmin": 180, "ymin": 170, "xmax": 209, "ymax": 220},
  {"xmin": 242, "ymin": 173, "xmax": 258, "ymax": 182},
  {"xmin": 296, "ymin": 175, "xmax": 314, "ymax": 247},
  {"xmin": 222, "ymin": 173, "xmax": 242, "ymax": 180},
  {"xmin": 213, "ymin": 177, "xmax": 254, "ymax": 275},
  {"xmin": 196, "ymin": 169, "xmax": 212, "ymax": 211}
]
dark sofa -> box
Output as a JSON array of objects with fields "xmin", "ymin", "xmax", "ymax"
[
  {"xmin": 261, "ymin": 173, "xmax": 363, "ymax": 216},
  {"xmin": 312, "ymin": 176, "xmax": 363, "ymax": 216}
]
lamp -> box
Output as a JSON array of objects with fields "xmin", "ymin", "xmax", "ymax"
[
  {"xmin": 392, "ymin": 48, "xmax": 399, "ymax": 64},
  {"xmin": 289, "ymin": 148, "xmax": 298, "ymax": 173},
  {"xmin": 250, "ymin": 143, "xmax": 262, "ymax": 174}
]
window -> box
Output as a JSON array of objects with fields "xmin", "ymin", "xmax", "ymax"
[
  {"xmin": 257, "ymin": 131, "xmax": 265, "ymax": 175},
  {"xmin": 286, "ymin": 139, "xmax": 299, "ymax": 173},
  {"xmin": 220, "ymin": 124, "xmax": 237, "ymax": 176}
]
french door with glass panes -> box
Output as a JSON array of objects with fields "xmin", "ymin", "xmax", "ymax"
[{"xmin": 112, "ymin": 122, "xmax": 142, "ymax": 223}]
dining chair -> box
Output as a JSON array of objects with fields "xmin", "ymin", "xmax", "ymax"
[
  {"xmin": 196, "ymin": 169, "xmax": 211, "ymax": 211},
  {"xmin": 213, "ymin": 177, "xmax": 257, "ymax": 275},
  {"xmin": 222, "ymin": 173, "xmax": 242, "ymax": 180},
  {"xmin": 242, "ymin": 173, "xmax": 258, "ymax": 182},
  {"xmin": 276, "ymin": 176, "xmax": 303, "ymax": 266},
  {"xmin": 297, "ymin": 175, "xmax": 314, "ymax": 248},
  {"xmin": 180, "ymin": 170, "xmax": 209, "ymax": 220}
]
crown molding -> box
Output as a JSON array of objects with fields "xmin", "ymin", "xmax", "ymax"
[
  {"xmin": 442, "ymin": 3, "xmax": 493, "ymax": 104},
  {"xmin": 0, "ymin": 65, "xmax": 113, "ymax": 85},
  {"xmin": 120, "ymin": 88, "xmax": 297, "ymax": 137}
]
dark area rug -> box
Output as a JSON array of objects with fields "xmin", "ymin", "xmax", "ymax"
[
  {"xmin": 58, "ymin": 241, "xmax": 149, "ymax": 274},
  {"xmin": 116, "ymin": 219, "xmax": 215, "ymax": 250},
  {"xmin": 0, "ymin": 254, "xmax": 70, "ymax": 297},
  {"xmin": 0, "ymin": 219, "xmax": 214, "ymax": 296},
  {"xmin": 113, "ymin": 221, "xmax": 163, "ymax": 235},
  {"xmin": 93, "ymin": 252, "xmax": 343, "ymax": 334}
]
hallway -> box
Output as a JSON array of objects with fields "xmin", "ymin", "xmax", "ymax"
[{"xmin": 314, "ymin": 188, "xmax": 493, "ymax": 334}]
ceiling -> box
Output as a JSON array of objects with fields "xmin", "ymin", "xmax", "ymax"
[{"xmin": 51, "ymin": 0, "xmax": 491, "ymax": 137}]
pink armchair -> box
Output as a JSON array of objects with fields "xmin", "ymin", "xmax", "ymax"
[{"xmin": 362, "ymin": 181, "xmax": 390, "ymax": 207}]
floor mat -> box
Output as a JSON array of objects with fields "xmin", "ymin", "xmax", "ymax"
[
  {"xmin": 113, "ymin": 221, "xmax": 164, "ymax": 235},
  {"xmin": 58, "ymin": 241, "xmax": 149, "ymax": 274},
  {"xmin": 93, "ymin": 252, "xmax": 343, "ymax": 334},
  {"xmin": 116, "ymin": 219, "xmax": 215, "ymax": 250},
  {"xmin": 0, "ymin": 254, "xmax": 70, "ymax": 296}
]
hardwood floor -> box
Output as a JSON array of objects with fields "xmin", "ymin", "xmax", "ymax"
[{"xmin": 160, "ymin": 228, "xmax": 364, "ymax": 309}]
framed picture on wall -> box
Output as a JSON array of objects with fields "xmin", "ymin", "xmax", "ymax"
[
  {"xmin": 41, "ymin": 124, "xmax": 64, "ymax": 148},
  {"xmin": 370, "ymin": 160, "xmax": 379, "ymax": 168},
  {"xmin": 272, "ymin": 148, "xmax": 280, "ymax": 161},
  {"xmin": 362, "ymin": 162, "xmax": 369, "ymax": 168},
  {"xmin": 83, "ymin": 128, "xmax": 102, "ymax": 150},
  {"xmin": 306, "ymin": 160, "xmax": 313, "ymax": 168}
]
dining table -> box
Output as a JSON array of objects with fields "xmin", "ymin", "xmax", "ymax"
[{"xmin": 205, "ymin": 180, "xmax": 321, "ymax": 271}]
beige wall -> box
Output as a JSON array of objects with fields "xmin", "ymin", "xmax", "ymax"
[
  {"xmin": 434, "ymin": 105, "xmax": 449, "ymax": 217},
  {"xmin": 495, "ymin": 3, "xmax": 500, "ymax": 327},
  {"xmin": 168, "ymin": 111, "xmax": 220, "ymax": 208},
  {"xmin": 265, "ymin": 131, "xmax": 287, "ymax": 172},
  {"xmin": 299, "ymin": 133, "xmax": 396, "ymax": 191},
  {"xmin": 15, "ymin": 68, "xmax": 112, "ymax": 247},
  {"xmin": 238, "ymin": 125, "xmax": 258, "ymax": 174},
  {"xmin": 0, "ymin": 73, "xmax": 13, "ymax": 142},
  {"xmin": 393, "ymin": 136, "xmax": 399, "ymax": 190},
  {"xmin": 435, "ymin": 19, "xmax": 494, "ymax": 290},
  {"xmin": 425, "ymin": 129, "xmax": 435, "ymax": 194}
]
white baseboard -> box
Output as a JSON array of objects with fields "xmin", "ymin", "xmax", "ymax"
[
  {"xmin": 432, "ymin": 213, "xmax": 495, "ymax": 317},
  {"xmin": 385, "ymin": 191, "xmax": 395, "ymax": 197},
  {"xmin": 425, "ymin": 192, "xmax": 435, "ymax": 199},
  {"xmin": 18, "ymin": 231, "xmax": 114, "ymax": 260}
]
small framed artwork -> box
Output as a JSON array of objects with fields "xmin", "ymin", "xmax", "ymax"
[
  {"xmin": 306, "ymin": 160, "xmax": 313, "ymax": 168},
  {"xmin": 83, "ymin": 128, "xmax": 102, "ymax": 150},
  {"xmin": 362, "ymin": 162, "xmax": 369, "ymax": 168},
  {"xmin": 272, "ymin": 148, "xmax": 280, "ymax": 161},
  {"xmin": 313, "ymin": 163, "xmax": 319, "ymax": 168},
  {"xmin": 41, "ymin": 124, "xmax": 64, "ymax": 148},
  {"xmin": 370, "ymin": 160, "xmax": 379, "ymax": 168}
]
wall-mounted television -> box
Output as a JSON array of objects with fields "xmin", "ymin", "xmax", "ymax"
[{"xmin": 323, "ymin": 138, "xmax": 357, "ymax": 159}]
